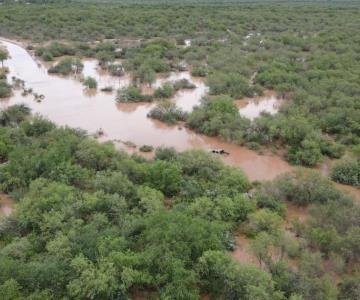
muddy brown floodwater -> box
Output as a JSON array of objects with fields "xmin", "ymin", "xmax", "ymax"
[
  {"xmin": 0, "ymin": 38, "xmax": 294, "ymax": 182},
  {"xmin": 1, "ymin": 38, "xmax": 360, "ymax": 200},
  {"xmin": 235, "ymin": 90, "xmax": 283, "ymax": 120}
]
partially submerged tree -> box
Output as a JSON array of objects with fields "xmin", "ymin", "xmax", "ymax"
[
  {"xmin": 83, "ymin": 76, "xmax": 97, "ymax": 89},
  {"xmin": 0, "ymin": 48, "xmax": 9, "ymax": 67}
]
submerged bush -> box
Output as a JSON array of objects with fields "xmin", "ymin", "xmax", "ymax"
[
  {"xmin": 173, "ymin": 78, "xmax": 196, "ymax": 90},
  {"xmin": 0, "ymin": 104, "xmax": 30, "ymax": 126},
  {"xmin": 83, "ymin": 76, "xmax": 98, "ymax": 89},
  {"xmin": 0, "ymin": 80, "xmax": 12, "ymax": 98},
  {"xmin": 148, "ymin": 101, "xmax": 187, "ymax": 124},
  {"xmin": 116, "ymin": 85, "xmax": 152, "ymax": 102},
  {"xmin": 154, "ymin": 82, "xmax": 175, "ymax": 98},
  {"xmin": 108, "ymin": 63, "xmax": 124, "ymax": 76},
  {"xmin": 48, "ymin": 57, "xmax": 83, "ymax": 75},
  {"xmin": 191, "ymin": 64, "xmax": 207, "ymax": 77},
  {"xmin": 0, "ymin": 67, "xmax": 9, "ymax": 80},
  {"xmin": 139, "ymin": 145, "xmax": 154, "ymax": 152}
]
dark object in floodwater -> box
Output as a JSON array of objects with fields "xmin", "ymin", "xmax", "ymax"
[
  {"xmin": 211, "ymin": 149, "xmax": 230, "ymax": 155},
  {"xmin": 33, "ymin": 93, "xmax": 45, "ymax": 102}
]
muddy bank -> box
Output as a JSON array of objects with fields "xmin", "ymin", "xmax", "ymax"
[{"xmin": 231, "ymin": 234, "xmax": 259, "ymax": 266}]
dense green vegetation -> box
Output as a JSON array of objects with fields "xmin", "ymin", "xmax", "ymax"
[
  {"xmin": 1, "ymin": 2, "xmax": 358, "ymax": 165},
  {"xmin": 0, "ymin": 1, "xmax": 360, "ymax": 298},
  {"xmin": 0, "ymin": 104, "xmax": 359, "ymax": 299}
]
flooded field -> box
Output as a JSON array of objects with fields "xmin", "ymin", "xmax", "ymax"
[{"xmin": 0, "ymin": 38, "xmax": 293, "ymax": 182}]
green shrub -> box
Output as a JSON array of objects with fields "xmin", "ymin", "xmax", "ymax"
[
  {"xmin": 155, "ymin": 147, "xmax": 177, "ymax": 161},
  {"xmin": 248, "ymin": 209, "xmax": 283, "ymax": 234},
  {"xmin": 274, "ymin": 169, "xmax": 341, "ymax": 205},
  {"xmin": 0, "ymin": 80, "xmax": 12, "ymax": 98},
  {"xmin": 148, "ymin": 101, "xmax": 187, "ymax": 124},
  {"xmin": 187, "ymin": 96, "xmax": 250, "ymax": 144},
  {"xmin": 331, "ymin": 159, "xmax": 360, "ymax": 187},
  {"xmin": 83, "ymin": 76, "xmax": 97, "ymax": 89},
  {"xmin": 154, "ymin": 83, "xmax": 175, "ymax": 98},
  {"xmin": 191, "ymin": 64, "xmax": 207, "ymax": 77},
  {"xmin": 139, "ymin": 145, "xmax": 154, "ymax": 152},
  {"xmin": 108, "ymin": 64, "xmax": 124, "ymax": 76},
  {"xmin": 116, "ymin": 85, "xmax": 152, "ymax": 103},
  {"xmin": 41, "ymin": 51, "xmax": 53, "ymax": 62},
  {"xmin": 48, "ymin": 58, "xmax": 83, "ymax": 75},
  {"xmin": 207, "ymin": 72, "xmax": 250, "ymax": 98},
  {"xmin": 246, "ymin": 141, "xmax": 261, "ymax": 151},
  {"xmin": 173, "ymin": 78, "xmax": 196, "ymax": 90},
  {"xmin": 0, "ymin": 104, "xmax": 30, "ymax": 126}
]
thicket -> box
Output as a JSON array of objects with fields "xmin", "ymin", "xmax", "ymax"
[
  {"xmin": 246, "ymin": 169, "xmax": 360, "ymax": 299},
  {"xmin": 0, "ymin": 105, "xmax": 359, "ymax": 299},
  {"xmin": 0, "ymin": 105, "xmax": 272, "ymax": 300}
]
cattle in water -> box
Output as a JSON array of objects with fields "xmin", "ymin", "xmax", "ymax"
[{"xmin": 210, "ymin": 149, "xmax": 229, "ymax": 155}]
